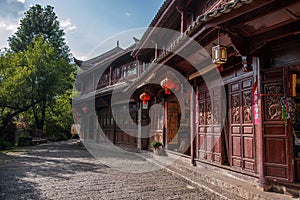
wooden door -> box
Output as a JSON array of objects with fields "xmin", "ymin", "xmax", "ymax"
[
  {"xmin": 229, "ymin": 77, "xmax": 255, "ymax": 172},
  {"xmin": 262, "ymin": 67, "xmax": 293, "ymax": 181},
  {"xmin": 198, "ymin": 85, "xmax": 222, "ymax": 163},
  {"xmin": 167, "ymin": 102, "xmax": 179, "ymax": 145}
]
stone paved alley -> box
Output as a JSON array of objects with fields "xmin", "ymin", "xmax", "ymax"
[{"xmin": 0, "ymin": 141, "xmax": 226, "ymax": 200}]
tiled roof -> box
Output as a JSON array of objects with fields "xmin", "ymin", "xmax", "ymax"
[
  {"xmin": 77, "ymin": 43, "xmax": 137, "ymax": 77},
  {"xmin": 86, "ymin": 46, "xmax": 124, "ymax": 65},
  {"xmin": 183, "ymin": 0, "xmax": 254, "ymax": 36},
  {"xmin": 149, "ymin": 0, "xmax": 173, "ymax": 28},
  {"xmin": 76, "ymin": 46, "xmax": 124, "ymax": 71},
  {"xmin": 72, "ymin": 81, "xmax": 129, "ymax": 103}
]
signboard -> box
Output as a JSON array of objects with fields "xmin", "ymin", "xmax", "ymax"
[
  {"xmin": 253, "ymin": 82, "xmax": 259, "ymax": 125},
  {"xmin": 142, "ymin": 102, "xmax": 148, "ymax": 109}
]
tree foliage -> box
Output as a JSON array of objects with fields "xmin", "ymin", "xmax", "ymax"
[
  {"xmin": 0, "ymin": 49, "xmax": 37, "ymax": 131},
  {"xmin": 1, "ymin": 37, "xmax": 76, "ymax": 131},
  {"xmin": 24, "ymin": 37, "xmax": 75, "ymax": 130},
  {"xmin": 1, "ymin": 4, "xmax": 76, "ymax": 137},
  {"xmin": 8, "ymin": 4, "xmax": 70, "ymax": 59}
]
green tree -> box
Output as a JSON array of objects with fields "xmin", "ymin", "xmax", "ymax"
[
  {"xmin": 24, "ymin": 37, "xmax": 75, "ymax": 130},
  {"xmin": 8, "ymin": 4, "xmax": 70, "ymax": 59},
  {"xmin": 1, "ymin": 4, "xmax": 76, "ymax": 136},
  {"xmin": 0, "ymin": 37, "xmax": 76, "ymax": 133},
  {"xmin": 0, "ymin": 49, "xmax": 39, "ymax": 133},
  {"xmin": 44, "ymin": 92, "xmax": 74, "ymax": 140}
]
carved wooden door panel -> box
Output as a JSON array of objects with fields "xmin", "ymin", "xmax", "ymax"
[
  {"xmin": 229, "ymin": 77, "xmax": 255, "ymax": 172},
  {"xmin": 262, "ymin": 67, "xmax": 293, "ymax": 181},
  {"xmin": 198, "ymin": 85, "xmax": 222, "ymax": 164},
  {"xmin": 167, "ymin": 102, "xmax": 179, "ymax": 144}
]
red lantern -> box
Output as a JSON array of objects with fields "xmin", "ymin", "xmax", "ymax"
[
  {"xmin": 165, "ymin": 89, "xmax": 171, "ymax": 95},
  {"xmin": 160, "ymin": 78, "xmax": 175, "ymax": 95},
  {"xmin": 139, "ymin": 92, "xmax": 150, "ymax": 104}
]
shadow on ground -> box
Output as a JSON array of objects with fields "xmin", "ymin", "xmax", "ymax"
[{"xmin": 0, "ymin": 141, "xmax": 107, "ymax": 199}]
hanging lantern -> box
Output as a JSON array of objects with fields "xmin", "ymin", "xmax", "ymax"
[
  {"xmin": 139, "ymin": 92, "xmax": 150, "ymax": 105},
  {"xmin": 165, "ymin": 89, "xmax": 171, "ymax": 95},
  {"xmin": 82, "ymin": 105, "xmax": 89, "ymax": 113},
  {"xmin": 212, "ymin": 31, "xmax": 227, "ymax": 65},
  {"xmin": 160, "ymin": 78, "xmax": 175, "ymax": 95}
]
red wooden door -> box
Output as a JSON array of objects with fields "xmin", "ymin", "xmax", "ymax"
[
  {"xmin": 262, "ymin": 67, "xmax": 293, "ymax": 181},
  {"xmin": 229, "ymin": 77, "xmax": 256, "ymax": 172},
  {"xmin": 198, "ymin": 85, "xmax": 222, "ymax": 163},
  {"xmin": 167, "ymin": 102, "xmax": 179, "ymax": 145}
]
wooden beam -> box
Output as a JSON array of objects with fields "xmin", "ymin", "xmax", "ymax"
[
  {"xmin": 223, "ymin": 0, "xmax": 299, "ymax": 29},
  {"xmin": 248, "ymin": 20, "xmax": 300, "ymax": 54}
]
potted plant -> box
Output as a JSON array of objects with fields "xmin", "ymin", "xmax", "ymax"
[{"xmin": 151, "ymin": 140, "xmax": 163, "ymax": 155}]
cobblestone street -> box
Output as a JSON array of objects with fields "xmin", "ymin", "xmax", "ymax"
[{"xmin": 0, "ymin": 141, "xmax": 223, "ymax": 200}]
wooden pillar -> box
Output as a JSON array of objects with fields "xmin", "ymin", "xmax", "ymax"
[
  {"xmin": 93, "ymin": 73, "xmax": 95, "ymax": 90},
  {"xmin": 190, "ymin": 81, "xmax": 197, "ymax": 166},
  {"xmin": 109, "ymin": 65, "xmax": 112, "ymax": 85},
  {"xmin": 137, "ymin": 102, "xmax": 142, "ymax": 152},
  {"xmin": 155, "ymin": 43, "xmax": 158, "ymax": 60},
  {"xmin": 286, "ymin": 67, "xmax": 295, "ymax": 182},
  {"xmin": 113, "ymin": 112, "xmax": 117, "ymax": 145},
  {"xmin": 181, "ymin": 11, "xmax": 188, "ymax": 34},
  {"xmin": 136, "ymin": 55, "xmax": 142, "ymax": 76},
  {"xmin": 253, "ymin": 57, "xmax": 265, "ymax": 187},
  {"xmin": 163, "ymin": 98, "xmax": 168, "ymax": 149}
]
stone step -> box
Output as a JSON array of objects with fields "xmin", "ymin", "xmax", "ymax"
[
  {"xmin": 164, "ymin": 164, "xmax": 245, "ymax": 200},
  {"xmin": 140, "ymin": 151, "xmax": 295, "ymax": 200}
]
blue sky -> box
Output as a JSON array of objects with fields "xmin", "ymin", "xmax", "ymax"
[{"xmin": 0, "ymin": 0, "xmax": 164, "ymax": 60}]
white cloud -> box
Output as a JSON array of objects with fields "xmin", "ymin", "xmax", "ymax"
[
  {"xmin": 17, "ymin": 0, "xmax": 25, "ymax": 4},
  {"xmin": 0, "ymin": 0, "xmax": 25, "ymax": 19},
  {"xmin": 0, "ymin": 0, "xmax": 24, "ymax": 49},
  {"xmin": 60, "ymin": 18, "xmax": 76, "ymax": 33},
  {"xmin": 0, "ymin": 21, "xmax": 18, "ymax": 32},
  {"xmin": 125, "ymin": 12, "xmax": 131, "ymax": 17},
  {"xmin": 6, "ymin": 24, "xmax": 18, "ymax": 32},
  {"xmin": 0, "ymin": 21, "xmax": 17, "ymax": 49},
  {"xmin": 70, "ymin": 50, "xmax": 88, "ymax": 61},
  {"xmin": 0, "ymin": 21, "xmax": 19, "ymax": 49}
]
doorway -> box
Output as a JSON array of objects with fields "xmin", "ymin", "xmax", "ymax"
[
  {"xmin": 222, "ymin": 85, "xmax": 230, "ymax": 166},
  {"xmin": 291, "ymin": 69, "xmax": 300, "ymax": 181},
  {"xmin": 228, "ymin": 77, "xmax": 255, "ymax": 171},
  {"xmin": 166, "ymin": 102, "xmax": 180, "ymax": 152}
]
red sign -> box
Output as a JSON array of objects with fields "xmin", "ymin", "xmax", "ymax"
[{"xmin": 252, "ymin": 81, "xmax": 259, "ymax": 125}]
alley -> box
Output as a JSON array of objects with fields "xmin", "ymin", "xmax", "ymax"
[{"xmin": 0, "ymin": 141, "xmax": 223, "ymax": 200}]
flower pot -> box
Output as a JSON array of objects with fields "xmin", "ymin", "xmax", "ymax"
[{"xmin": 153, "ymin": 148, "xmax": 163, "ymax": 155}]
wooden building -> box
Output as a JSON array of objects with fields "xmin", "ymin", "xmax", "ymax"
[
  {"xmin": 74, "ymin": 0, "xmax": 300, "ymax": 192},
  {"xmin": 74, "ymin": 41, "xmax": 149, "ymax": 149}
]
